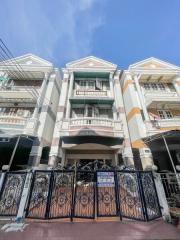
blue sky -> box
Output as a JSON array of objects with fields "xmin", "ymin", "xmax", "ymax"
[{"xmin": 0, "ymin": 0, "xmax": 180, "ymax": 68}]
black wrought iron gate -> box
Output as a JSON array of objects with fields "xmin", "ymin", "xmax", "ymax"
[
  {"xmin": 24, "ymin": 170, "xmax": 161, "ymax": 221},
  {"xmin": 0, "ymin": 172, "xmax": 27, "ymax": 216},
  {"xmin": 26, "ymin": 171, "xmax": 74, "ymax": 219}
]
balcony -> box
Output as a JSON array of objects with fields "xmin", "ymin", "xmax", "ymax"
[
  {"xmin": 152, "ymin": 118, "xmax": 180, "ymax": 128},
  {"xmin": 70, "ymin": 117, "xmax": 114, "ymax": 127},
  {"xmin": 60, "ymin": 117, "xmax": 123, "ymax": 137},
  {"xmin": 0, "ymin": 86, "xmax": 39, "ymax": 102},
  {"xmin": 74, "ymin": 89, "xmax": 110, "ymax": 97},
  {"xmin": 145, "ymin": 117, "xmax": 180, "ymax": 134},
  {"xmin": 144, "ymin": 90, "xmax": 179, "ymax": 107},
  {"xmin": 0, "ymin": 115, "xmax": 39, "ymax": 136}
]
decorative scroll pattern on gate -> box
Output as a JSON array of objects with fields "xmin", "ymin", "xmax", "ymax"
[
  {"xmin": 97, "ymin": 171, "xmax": 118, "ymax": 217},
  {"xmin": 49, "ymin": 171, "xmax": 74, "ymax": 219},
  {"xmin": 1, "ymin": 169, "xmax": 160, "ymax": 222},
  {"xmin": 140, "ymin": 171, "xmax": 161, "ymax": 220},
  {"xmin": 0, "ymin": 172, "xmax": 26, "ymax": 216},
  {"xmin": 74, "ymin": 171, "xmax": 95, "ymax": 218},
  {"xmin": 117, "ymin": 171, "xmax": 145, "ymax": 220},
  {"xmin": 26, "ymin": 171, "xmax": 51, "ymax": 219}
]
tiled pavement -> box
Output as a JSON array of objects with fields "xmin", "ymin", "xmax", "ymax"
[{"xmin": 0, "ymin": 220, "xmax": 180, "ymax": 240}]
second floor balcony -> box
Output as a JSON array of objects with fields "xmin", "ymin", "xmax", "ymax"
[
  {"xmin": 60, "ymin": 117, "xmax": 123, "ymax": 138},
  {"xmin": 145, "ymin": 107, "xmax": 180, "ymax": 134},
  {"xmin": 0, "ymin": 107, "xmax": 39, "ymax": 136}
]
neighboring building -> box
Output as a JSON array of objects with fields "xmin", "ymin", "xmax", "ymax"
[
  {"xmin": 49, "ymin": 56, "xmax": 134, "ymax": 169},
  {"xmin": 121, "ymin": 57, "xmax": 180, "ymax": 171},
  {"xmin": 0, "ymin": 54, "xmax": 61, "ymax": 171}
]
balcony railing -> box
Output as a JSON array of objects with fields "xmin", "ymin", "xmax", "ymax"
[
  {"xmin": 0, "ymin": 86, "xmax": 40, "ymax": 100},
  {"xmin": 75, "ymin": 90, "xmax": 108, "ymax": 97},
  {"xmin": 144, "ymin": 91, "xmax": 179, "ymax": 106},
  {"xmin": 0, "ymin": 115, "xmax": 27, "ymax": 126},
  {"xmin": 0, "ymin": 115, "xmax": 39, "ymax": 135},
  {"xmin": 70, "ymin": 117, "xmax": 114, "ymax": 127},
  {"xmin": 152, "ymin": 118, "xmax": 180, "ymax": 128}
]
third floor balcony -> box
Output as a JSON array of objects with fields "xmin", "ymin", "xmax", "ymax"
[{"xmin": 141, "ymin": 82, "xmax": 179, "ymax": 107}]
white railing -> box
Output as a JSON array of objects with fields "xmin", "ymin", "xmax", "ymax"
[
  {"xmin": 70, "ymin": 117, "xmax": 114, "ymax": 127},
  {"xmin": 75, "ymin": 90, "xmax": 108, "ymax": 97},
  {"xmin": 144, "ymin": 91, "xmax": 179, "ymax": 106},
  {"xmin": 153, "ymin": 118, "xmax": 180, "ymax": 128},
  {"xmin": 0, "ymin": 86, "xmax": 40, "ymax": 99},
  {"xmin": 146, "ymin": 118, "xmax": 180, "ymax": 131},
  {"xmin": 0, "ymin": 115, "xmax": 27, "ymax": 125}
]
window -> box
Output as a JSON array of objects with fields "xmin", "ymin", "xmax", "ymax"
[
  {"xmin": 151, "ymin": 83, "xmax": 158, "ymax": 90},
  {"xmin": 157, "ymin": 110, "xmax": 173, "ymax": 119},
  {"xmin": 144, "ymin": 83, "xmax": 151, "ymax": 90},
  {"xmin": 72, "ymin": 108, "xmax": 84, "ymax": 118},
  {"xmin": 157, "ymin": 83, "xmax": 165, "ymax": 90},
  {"xmin": 143, "ymin": 83, "xmax": 166, "ymax": 91},
  {"xmin": 99, "ymin": 108, "xmax": 113, "ymax": 119}
]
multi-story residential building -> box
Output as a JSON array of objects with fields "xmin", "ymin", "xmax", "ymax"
[
  {"xmin": 121, "ymin": 57, "xmax": 180, "ymax": 172},
  {"xmin": 49, "ymin": 56, "xmax": 134, "ymax": 169},
  {"xmin": 0, "ymin": 54, "xmax": 61, "ymax": 171}
]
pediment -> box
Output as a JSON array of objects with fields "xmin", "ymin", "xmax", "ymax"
[
  {"xmin": 66, "ymin": 56, "xmax": 117, "ymax": 70},
  {"xmin": 1, "ymin": 54, "xmax": 52, "ymax": 67},
  {"xmin": 129, "ymin": 57, "xmax": 179, "ymax": 70}
]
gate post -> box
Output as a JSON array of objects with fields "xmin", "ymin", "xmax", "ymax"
[
  {"xmin": 153, "ymin": 171, "xmax": 171, "ymax": 222},
  {"xmin": 15, "ymin": 171, "xmax": 33, "ymax": 222},
  {"xmin": 0, "ymin": 172, "xmax": 5, "ymax": 192}
]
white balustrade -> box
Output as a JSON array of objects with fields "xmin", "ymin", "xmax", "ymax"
[
  {"xmin": 146, "ymin": 117, "xmax": 180, "ymax": 130},
  {"xmin": 155, "ymin": 118, "xmax": 180, "ymax": 128},
  {"xmin": 0, "ymin": 115, "xmax": 27, "ymax": 126},
  {"xmin": 75, "ymin": 90, "xmax": 108, "ymax": 97},
  {"xmin": 0, "ymin": 86, "xmax": 39, "ymax": 99},
  {"xmin": 144, "ymin": 91, "xmax": 179, "ymax": 106},
  {"xmin": 70, "ymin": 117, "xmax": 114, "ymax": 127}
]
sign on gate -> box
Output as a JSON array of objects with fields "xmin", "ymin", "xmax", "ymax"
[{"xmin": 97, "ymin": 172, "xmax": 115, "ymax": 187}]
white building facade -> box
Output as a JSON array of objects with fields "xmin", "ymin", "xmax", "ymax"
[
  {"xmin": 0, "ymin": 54, "xmax": 61, "ymax": 171},
  {"xmin": 121, "ymin": 57, "xmax": 180, "ymax": 171},
  {"xmin": 48, "ymin": 56, "xmax": 134, "ymax": 169}
]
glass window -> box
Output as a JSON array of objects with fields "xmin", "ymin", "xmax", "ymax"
[
  {"xmin": 87, "ymin": 81, "xmax": 95, "ymax": 89},
  {"xmin": 157, "ymin": 83, "xmax": 165, "ymax": 90},
  {"xmin": 158, "ymin": 110, "xmax": 173, "ymax": 119},
  {"xmin": 144, "ymin": 83, "xmax": 151, "ymax": 90},
  {"xmin": 151, "ymin": 83, "xmax": 158, "ymax": 90}
]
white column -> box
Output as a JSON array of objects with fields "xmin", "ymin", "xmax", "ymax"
[
  {"xmin": 113, "ymin": 72, "xmax": 134, "ymax": 166},
  {"xmin": 16, "ymin": 172, "xmax": 33, "ymax": 222},
  {"xmin": 153, "ymin": 171, "xmax": 171, "ymax": 221},
  {"xmin": 173, "ymin": 76, "xmax": 180, "ymax": 98},
  {"xmin": 32, "ymin": 72, "xmax": 49, "ymax": 119},
  {"xmin": 109, "ymin": 72, "xmax": 117, "ymax": 120},
  {"xmin": 48, "ymin": 71, "xmax": 70, "ymax": 167},
  {"xmin": 66, "ymin": 73, "xmax": 74, "ymax": 118},
  {"xmin": 133, "ymin": 75, "xmax": 150, "ymax": 121}
]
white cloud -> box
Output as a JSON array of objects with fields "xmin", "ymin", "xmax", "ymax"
[{"xmin": 0, "ymin": 0, "xmax": 107, "ymax": 66}]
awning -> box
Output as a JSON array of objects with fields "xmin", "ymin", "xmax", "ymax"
[
  {"xmin": 62, "ymin": 135, "xmax": 124, "ymax": 147},
  {"xmin": 143, "ymin": 130, "xmax": 180, "ymax": 151}
]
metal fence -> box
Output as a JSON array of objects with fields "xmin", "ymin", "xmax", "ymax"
[
  {"xmin": 0, "ymin": 170, "xmax": 162, "ymax": 221},
  {"xmin": 160, "ymin": 172, "xmax": 180, "ymax": 207},
  {"xmin": 0, "ymin": 172, "xmax": 26, "ymax": 216}
]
